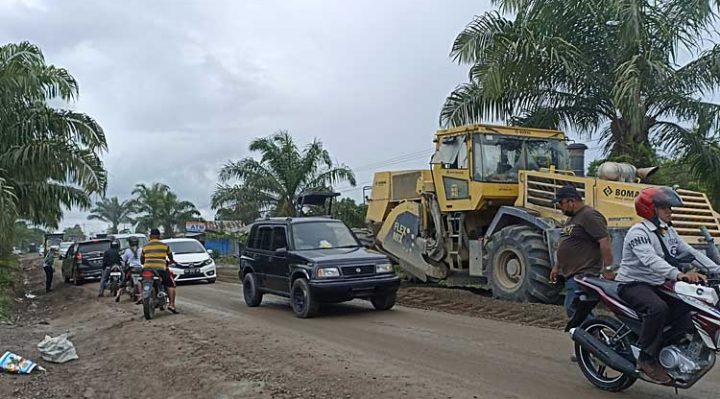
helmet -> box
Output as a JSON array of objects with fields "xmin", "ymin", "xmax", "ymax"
[
  {"xmin": 110, "ymin": 240, "xmax": 120, "ymax": 249},
  {"xmin": 128, "ymin": 236, "xmax": 139, "ymax": 246},
  {"xmin": 635, "ymin": 186, "xmax": 683, "ymax": 220}
]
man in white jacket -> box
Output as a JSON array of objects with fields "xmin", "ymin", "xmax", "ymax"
[{"xmin": 616, "ymin": 186, "xmax": 720, "ymax": 383}]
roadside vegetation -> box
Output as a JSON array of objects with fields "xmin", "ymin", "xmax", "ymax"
[{"xmin": 0, "ymin": 256, "xmax": 19, "ymax": 322}]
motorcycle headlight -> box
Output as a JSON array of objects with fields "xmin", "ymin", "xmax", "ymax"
[
  {"xmin": 316, "ymin": 267, "xmax": 340, "ymax": 278},
  {"xmin": 201, "ymin": 258, "xmax": 213, "ymax": 266},
  {"xmin": 375, "ymin": 263, "xmax": 394, "ymax": 274}
]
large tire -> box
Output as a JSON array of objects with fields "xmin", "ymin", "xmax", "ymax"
[
  {"xmin": 290, "ymin": 278, "xmax": 318, "ymax": 318},
  {"xmin": 243, "ymin": 273, "xmax": 263, "ymax": 307},
  {"xmin": 370, "ymin": 292, "xmax": 396, "ymax": 310},
  {"xmin": 484, "ymin": 225, "xmax": 559, "ymax": 303},
  {"xmin": 575, "ymin": 316, "xmax": 637, "ymax": 392}
]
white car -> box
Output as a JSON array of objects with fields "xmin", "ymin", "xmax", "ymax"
[
  {"xmin": 110, "ymin": 233, "xmax": 148, "ymax": 251},
  {"xmin": 162, "ymin": 238, "xmax": 216, "ymax": 284}
]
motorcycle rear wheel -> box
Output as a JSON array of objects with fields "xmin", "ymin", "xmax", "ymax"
[
  {"xmin": 143, "ymin": 288, "xmax": 156, "ymax": 320},
  {"xmin": 109, "ymin": 280, "xmax": 118, "ymax": 297},
  {"xmin": 575, "ymin": 316, "xmax": 637, "ymax": 392}
]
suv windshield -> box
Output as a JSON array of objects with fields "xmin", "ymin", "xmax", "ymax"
[
  {"xmin": 292, "ymin": 221, "xmax": 359, "ymax": 250},
  {"xmin": 78, "ymin": 241, "xmax": 111, "ymax": 254},
  {"xmin": 167, "ymin": 240, "xmax": 206, "ymax": 254}
]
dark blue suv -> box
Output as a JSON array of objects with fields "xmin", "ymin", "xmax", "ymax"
[{"xmin": 240, "ymin": 217, "xmax": 400, "ymax": 318}]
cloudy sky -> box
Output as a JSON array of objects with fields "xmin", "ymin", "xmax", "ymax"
[{"xmin": 1, "ymin": 0, "xmax": 603, "ymax": 234}]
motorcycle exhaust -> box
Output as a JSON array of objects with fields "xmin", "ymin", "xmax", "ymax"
[{"xmin": 570, "ymin": 328, "xmax": 639, "ymax": 376}]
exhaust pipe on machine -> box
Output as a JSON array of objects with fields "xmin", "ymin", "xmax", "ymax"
[{"xmin": 570, "ymin": 328, "xmax": 639, "ymax": 376}]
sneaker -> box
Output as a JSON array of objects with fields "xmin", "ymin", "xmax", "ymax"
[{"xmin": 638, "ymin": 359, "xmax": 671, "ymax": 383}]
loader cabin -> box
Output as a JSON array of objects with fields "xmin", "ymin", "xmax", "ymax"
[{"xmin": 430, "ymin": 124, "xmax": 570, "ymax": 212}]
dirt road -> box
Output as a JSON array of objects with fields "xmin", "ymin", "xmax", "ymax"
[{"xmin": 2, "ymin": 259, "xmax": 718, "ymax": 398}]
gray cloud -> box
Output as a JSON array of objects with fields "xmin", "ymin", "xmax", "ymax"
[{"xmin": 4, "ymin": 0, "xmax": 605, "ymax": 234}]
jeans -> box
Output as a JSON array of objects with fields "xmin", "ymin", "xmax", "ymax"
[
  {"xmin": 43, "ymin": 265, "xmax": 53, "ymax": 292},
  {"xmin": 98, "ymin": 267, "xmax": 110, "ymax": 296},
  {"xmin": 564, "ymin": 276, "xmax": 584, "ymax": 319}
]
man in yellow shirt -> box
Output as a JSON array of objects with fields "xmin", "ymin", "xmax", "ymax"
[{"xmin": 141, "ymin": 228, "xmax": 178, "ymax": 313}]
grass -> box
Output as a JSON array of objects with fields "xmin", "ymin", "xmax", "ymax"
[
  {"xmin": 215, "ymin": 256, "xmax": 239, "ymax": 266},
  {"xmin": 0, "ymin": 255, "xmax": 19, "ymax": 323}
]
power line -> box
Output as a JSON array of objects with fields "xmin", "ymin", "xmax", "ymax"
[{"xmin": 351, "ymin": 148, "xmax": 434, "ymax": 172}]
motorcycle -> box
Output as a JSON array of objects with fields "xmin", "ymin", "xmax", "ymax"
[
  {"xmin": 567, "ymin": 259, "xmax": 720, "ymax": 392},
  {"xmin": 118, "ymin": 265, "xmax": 142, "ymax": 303},
  {"xmin": 107, "ymin": 264, "xmax": 123, "ymax": 297},
  {"xmin": 141, "ymin": 268, "xmax": 168, "ymax": 320}
]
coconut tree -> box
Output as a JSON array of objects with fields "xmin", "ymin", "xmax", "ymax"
[
  {"xmin": 442, "ymin": 0, "xmax": 720, "ymax": 170},
  {"xmin": 87, "ymin": 196, "xmax": 135, "ymax": 234},
  {"xmin": 0, "ymin": 41, "xmax": 107, "ymax": 254},
  {"xmin": 212, "ymin": 130, "xmax": 356, "ymax": 217},
  {"xmin": 131, "ymin": 183, "xmax": 200, "ymax": 237}
]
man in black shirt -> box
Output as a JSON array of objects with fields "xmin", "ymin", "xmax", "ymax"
[{"xmin": 99, "ymin": 240, "xmax": 122, "ymax": 297}]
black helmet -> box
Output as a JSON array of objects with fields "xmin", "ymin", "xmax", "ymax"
[
  {"xmin": 128, "ymin": 236, "xmax": 139, "ymax": 246},
  {"xmin": 110, "ymin": 240, "xmax": 120, "ymax": 249}
]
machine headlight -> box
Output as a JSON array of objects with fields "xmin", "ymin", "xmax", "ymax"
[
  {"xmin": 316, "ymin": 267, "xmax": 340, "ymax": 278},
  {"xmin": 201, "ymin": 258, "xmax": 213, "ymax": 266},
  {"xmin": 376, "ymin": 263, "xmax": 394, "ymax": 274}
]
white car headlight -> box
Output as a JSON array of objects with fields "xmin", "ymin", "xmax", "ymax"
[
  {"xmin": 201, "ymin": 258, "xmax": 213, "ymax": 266},
  {"xmin": 375, "ymin": 263, "xmax": 393, "ymax": 274},
  {"xmin": 316, "ymin": 267, "xmax": 340, "ymax": 278}
]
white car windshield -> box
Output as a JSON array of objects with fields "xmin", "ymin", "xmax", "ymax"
[
  {"xmin": 117, "ymin": 237, "xmax": 148, "ymax": 249},
  {"xmin": 167, "ymin": 240, "xmax": 206, "ymax": 254},
  {"xmin": 292, "ymin": 221, "xmax": 359, "ymax": 250}
]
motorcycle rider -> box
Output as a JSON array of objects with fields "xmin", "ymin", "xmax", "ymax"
[
  {"xmin": 118, "ymin": 236, "xmax": 143, "ymax": 303},
  {"xmin": 140, "ymin": 228, "xmax": 178, "ymax": 313},
  {"xmin": 616, "ymin": 186, "xmax": 720, "ymax": 383},
  {"xmin": 99, "ymin": 240, "xmax": 122, "ymax": 297}
]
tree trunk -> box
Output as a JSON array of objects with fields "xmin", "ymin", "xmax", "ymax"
[{"xmin": 607, "ymin": 117, "xmax": 656, "ymax": 167}]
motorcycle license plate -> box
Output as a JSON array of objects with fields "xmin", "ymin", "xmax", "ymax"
[{"xmin": 110, "ymin": 272, "xmax": 122, "ymax": 277}]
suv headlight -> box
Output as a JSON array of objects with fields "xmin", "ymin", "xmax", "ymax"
[
  {"xmin": 376, "ymin": 263, "xmax": 393, "ymax": 274},
  {"xmin": 316, "ymin": 267, "xmax": 340, "ymax": 278},
  {"xmin": 201, "ymin": 258, "xmax": 213, "ymax": 266}
]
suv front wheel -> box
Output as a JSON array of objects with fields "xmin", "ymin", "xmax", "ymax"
[
  {"xmin": 370, "ymin": 292, "xmax": 396, "ymax": 311},
  {"xmin": 243, "ymin": 273, "xmax": 263, "ymax": 307},
  {"xmin": 291, "ymin": 278, "xmax": 318, "ymax": 318}
]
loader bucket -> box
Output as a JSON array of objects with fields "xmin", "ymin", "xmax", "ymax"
[{"xmin": 377, "ymin": 202, "xmax": 447, "ymax": 282}]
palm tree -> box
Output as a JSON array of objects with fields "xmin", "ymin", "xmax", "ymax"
[
  {"xmin": 212, "ymin": 130, "xmax": 356, "ymax": 217},
  {"xmin": 0, "ymin": 41, "xmax": 107, "ymax": 253},
  {"xmin": 441, "ymin": 0, "xmax": 720, "ymax": 170},
  {"xmin": 87, "ymin": 196, "xmax": 135, "ymax": 234},
  {"xmin": 131, "ymin": 183, "xmax": 200, "ymax": 238}
]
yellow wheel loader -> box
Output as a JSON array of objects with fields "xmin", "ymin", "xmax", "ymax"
[{"xmin": 364, "ymin": 124, "xmax": 720, "ymax": 303}]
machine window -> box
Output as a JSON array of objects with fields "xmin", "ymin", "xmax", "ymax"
[{"xmin": 432, "ymin": 135, "xmax": 468, "ymax": 169}]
